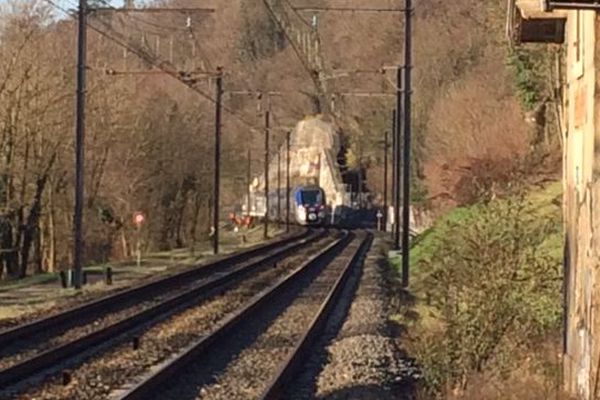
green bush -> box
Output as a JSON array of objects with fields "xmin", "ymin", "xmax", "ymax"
[
  {"xmin": 413, "ymin": 194, "xmax": 562, "ymax": 396},
  {"xmin": 506, "ymin": 48, "xmax": 545, "ymax": 111}
]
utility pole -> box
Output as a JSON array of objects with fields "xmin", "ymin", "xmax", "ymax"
[
  {"xmin": 394, "ymin": 96, "xmax": 401, "ymax": 250},
  {"xmin": 277, "ymin": 150, "xmax": 281, "ymax": 224},
  {"xmin": 401, "ymin": 0, "xmax": 413, "ymax": 287},
  {"xmin": 263, "ymin": 110, "xmax": 270, "ymax": 240},
  {"xmin": 357, "ymin": 155, "xmax": 363, "ymax": 209},
  {"xmin": 246, "ymin": 148, "xmax": 252, "ymax": 217},
  {"xmin": 73, "ymin": 0, "xmax": 87, "ymax": 290},
  {"xmin": 383, "ymin": 130, "xmax": 389, "ymax": 231},
  {"xmin": 391, "ymin": 110, "xmax": 396, "ymax": 240},
  {"xmin": 286, "ymin": 131, "xmax": 291, "ymax": 232},
  {"xmin": 213, "ymin": 67, "xmax": 223, "ymax": 255}
]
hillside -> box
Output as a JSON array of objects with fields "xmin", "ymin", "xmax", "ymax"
[
  {"xmin": 0, "ymin": 0, "xmax": 559, "ymax": 275},
  {"xmin": 194, "ymin": 0, "xmax": 559, "ymax": 210}
]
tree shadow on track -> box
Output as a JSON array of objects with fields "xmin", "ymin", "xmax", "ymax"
[{"xmin": 314, "ymin": 382, "xmax": 417, "ymax": 400}]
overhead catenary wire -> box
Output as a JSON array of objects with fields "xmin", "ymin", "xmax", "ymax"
[
  {"xmin": 91, "ymin": 0, "xmax": 213, "ymax": 71},
  {"xmin": 185, "ymin": 16, "xmax": 214, "ymax": 73},
  {"xmin": 67, "ymin": 0, "xmax": 192, "ymax": 32},
  {"xmin": 43, "ymin": 0, "xmax": 265, "ymax": 135},
  {"xmin": 261, "ymin": 0, "xmax": 327, "ymax": 107}
]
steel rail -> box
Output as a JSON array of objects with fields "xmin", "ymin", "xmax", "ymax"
[
  {"xmin": 260, "ymin": 231, "xmax": 373, "ymax": 400},
  {"xmin": 114, "ymin": 230, "xmax": 353, "ymax": 400},
  {"xmin": 0, "ymin": 229, "xmax": 324, "ymax": 389},
  {"xmin": 0, "ymin": 229, "xmax": 309, "ymax": 348}
]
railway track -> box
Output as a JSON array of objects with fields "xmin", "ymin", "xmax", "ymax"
[
  {"xmin": 110, "ymin": 230, "xmax": 372, "ymax": 400},
  {"xmin": 0, "ymin": 228, "xmax": 326, "ymax": 396}
]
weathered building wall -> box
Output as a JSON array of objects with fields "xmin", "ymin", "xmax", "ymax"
[{"xmin": 562, "ymin": 9, "xmax": 600, "ymax": 399}]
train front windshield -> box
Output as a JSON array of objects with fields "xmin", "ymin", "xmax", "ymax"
[{"xmin": 301, "ymin": 190, "xmax": 323, "ymax": 205}]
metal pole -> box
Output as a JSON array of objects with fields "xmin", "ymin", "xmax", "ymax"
[
  {"xmin": 213, "ymin": 67, "xmax": 223, "ymax": 255},
  {"xmin": 357, "ymin": 156, "xmax": 362, "ymax": 209},
  {"xmin": 286, "ymin": 131, "xmax": 291, "ymax": 232},
  {"xmin": 277, "ymin": 150, "xmax": 281, "ymax": 224},
  {"xmin": 73, "ymin": 0, "xmax": 87, "ymax": 289},
  {"xmin": 246, "ymin": 148, "xmax": 251, "ymax": 217},
  {"xmin": 401, "ymin": 0, "xmax": 413, "ymax": 287},
  {"xmin": 383, "ymin": 130, "xmax": 388, "ymax": 231},
  {"xmin": 136, "ymin": 225, "xmax": 141, "ymax": 267},
  {"xmin": 394, "ymin": 79, "xmax": 402, "ymax": 251},
  {"xmin": 263, "ymin": 111, "xmax": 270, "ymax": 239},
  {"xmin": 393, "ymin": 66, "xmax": 402, "ymax": 250},
  {"xmin": 391, "ymin": 109, "xmax": 397, "ymax": 241}
]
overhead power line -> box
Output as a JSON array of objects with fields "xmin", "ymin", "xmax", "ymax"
[
  {"xmin": 66, "ymin": 0, "xmax": 194, "ymax": 32},
  {"xmin": 91, "ymin": 0, "xmax": 215, "ymax": 77},
  {"xmin": 43, "ymin": 0, "xmax": 264, "ymax": 134},
  {"xmin": 292, "ymin": 6, "xmax": 405, "ymax": 12},
  {"xmin": 92, "ymin": 7, "xmax": 215, "ymax": 13}
]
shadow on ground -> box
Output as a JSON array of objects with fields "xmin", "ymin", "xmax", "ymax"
[{"xmin": 317, "ymin": 381, "xmax": 417, "ymax": 400}]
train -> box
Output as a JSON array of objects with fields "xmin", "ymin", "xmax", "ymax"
[
  {"xmin": 293, "ymin": 185, "xmax": 328, "ymax": 226},
  {"xmin": 242, "ymin": 184, "xmax": 330, "ymax": 226}
]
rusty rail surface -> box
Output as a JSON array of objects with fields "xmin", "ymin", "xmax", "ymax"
[
  {"xmin": 115, "ymin": 230, "xmax": 352, "ymax": 400},
  {"xmin": 0, "ymin": 228, "xmax": 320, "ymax": 389},
  {"xmin": 260, "ymin": 231, "xmax": 373, "ymax": 400},
  {"xmin": 0, "ymin": 228, "xmax": 309, "ymax": 349}
]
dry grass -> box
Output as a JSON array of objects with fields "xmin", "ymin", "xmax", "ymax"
[{"xmin": 0, "ymin": 225, "xmax": 282, "ymax": 322}]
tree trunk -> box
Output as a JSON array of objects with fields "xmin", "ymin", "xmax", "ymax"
[
  {"xmin": 0, "ymin": 218, "xmax": 15, "ymax": 279},
  {"xmin": 189, "ymin": 192, "xmax": 204, "ymax": 244},
  {"xmin": 174, "ymin": 184, "xmax": 189, "ymax": 248},
  {"xmin": 33, "ymin": 224, "xmax": 42, "ymax": 274},
  {"xmin": 47, "ymin": 187, "xmax": 56, "ymax": 273},
  {"xmin": 19, "ymin": 176, "xmax": 47, "ymax": 278},
  {"xmin": 120, "ymin": 228, "xmax": 129, "ymax": 258}
]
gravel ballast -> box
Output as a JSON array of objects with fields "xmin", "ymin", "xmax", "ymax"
[
  {"xmin": 284, "ymin": 235, "xmax": 420, "ymax": 400},
  {"xmin": 154, "ymin": 235, "xmax": 362, "ymax": 400},
  {"xmin": 0, "ymin": 233, "xmax": 313, "ymax": 371}
]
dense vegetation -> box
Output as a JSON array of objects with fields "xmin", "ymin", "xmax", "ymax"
[
  {"xmin": 397, "ymin": 183, "xmax": 564, "ymax": 398},
  {"xmin": 0, "ymin": 0, "xmax": 560, "ymax": 280}
]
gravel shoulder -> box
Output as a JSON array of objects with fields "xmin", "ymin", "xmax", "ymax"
[
  {"xmin": 146, "ymin": 234, "xmax": 358, "ymax": 400},
  {"xmin": 285, "ymin": 233, "xmax": 419, "ymax": 400}
]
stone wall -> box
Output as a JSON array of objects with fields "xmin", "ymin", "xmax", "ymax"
[{"xmin": 562, "ymin": 9, "xmax": 600, "ymax": 399}]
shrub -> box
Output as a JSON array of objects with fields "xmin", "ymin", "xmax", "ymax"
[
  {"xmin": 507, "ymin": 48, "xmax": 545, "ymax": 112},
  {"xmin": 413, "ymin": 196, "xmax": 562, "ymax": 396}
]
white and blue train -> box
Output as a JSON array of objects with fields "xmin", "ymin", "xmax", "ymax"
[{"xmin": 293, "ymin": 185, "xmax": 327, "ymax": 226}]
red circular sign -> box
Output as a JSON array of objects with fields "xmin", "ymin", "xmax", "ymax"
[{"xmin": 133, "ymin": 212, "xmax": 145, "ymax": 226}]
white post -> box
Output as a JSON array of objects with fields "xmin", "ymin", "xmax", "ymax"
[{"xmin": 136, "ymin": 225, "xmax": 141, "ymax": 267}]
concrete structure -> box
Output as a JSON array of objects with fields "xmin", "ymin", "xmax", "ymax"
[
  {"xmin": 509, "ymin": 2, "xmax": 600, "ymax": 398},
  {"xmin": 244, "ymin": 115, "xmax": 350, "ymax": 220},
  {"xmin": 507, "ymin": 0, "xmax": 566, "ymax": 44},
  {"xmin": 561, "ymin": 9, "xmax": 600, "ymax": 399}
]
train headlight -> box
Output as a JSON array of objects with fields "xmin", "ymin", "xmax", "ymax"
[{"xmin": 298, "ymin": 205, "xmax": 307, "ymax": 220}]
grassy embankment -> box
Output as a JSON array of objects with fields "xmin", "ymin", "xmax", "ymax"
[
  {"xmin": 391, "ymin": 182, "xmax": 566, "ymax": 399},
  {"xmin": 0, "ymin": 225, "xmax": 282, "ymax": 320}
]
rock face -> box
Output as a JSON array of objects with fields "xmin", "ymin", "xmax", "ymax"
[
  {"xmin": 291, "ymin": 116, "xmax": 340, "ymax": 151},
  {"xmin": 246, "ymin": 115, "xmax": 349, "ymax": 216}
]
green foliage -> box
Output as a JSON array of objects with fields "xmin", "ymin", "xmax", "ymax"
[
  {"xmin": 238, "ymin": 1, "xmax": 285, "ymax": 62},
  {"xmin": 411, "ymin": 170, "xmax": 429, "ymax": 206},
  {"xmin": 97, "ymin": 206, "xmax": 114, "ymax": 225},
  {"xmin": 407, "ymin": 184, "xmax": 563, "ymax": 396},
  {"xmin": 507, "ymin": 48, "xmax": 544, "ymax": 111}
]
